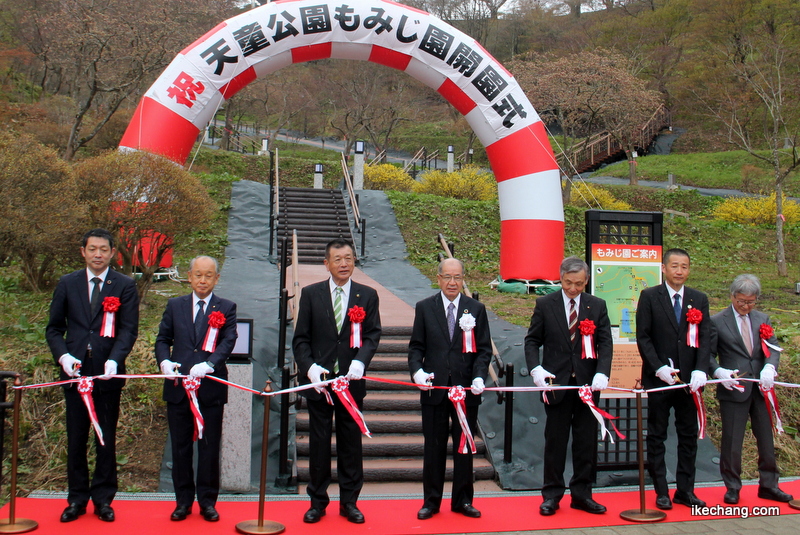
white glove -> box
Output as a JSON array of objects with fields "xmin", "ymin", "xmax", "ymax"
[
  {"xmin": 308, "ymin": 363, "xmax": 330, "ymax": 393},
  {"xmin": 100, "ymin": 360, "xmax": 118, "ymax": 379},
  {"xmin": 190, "ymin": 362, "xmax": 214, "ymax": 378},
  {"xmin": 470, "ymin": 377, "xmax": 485, "ymax": 395},
  {"xmin": 655, "ymin": 365, "xmax": 678, "ymax": 385},
  {"xmin": 713, "ymin": 367, "xmax": 739, "ymax": 391},
  {"xmin": 532, "ymin": 365, "xmax": 555, "ymax": 388},
  {"xmin": 160, "ymin": 359, "xmax": 180, "ymax": 376},
  {"xmin": 59, "ymin": 354, "xmax": 81, "ymax": 377},
  {"xmin": 689, "ymin": 370, "xmax": 707, "ymax": 393},
  {"xmin": 591, "ymin": 373, "xmax": 609, "ymax": 391},
  {"xmin": 413, "ymin": 369, "xmax": 435, "ymax": 390},
  {"xmin": 760, "ymin": 364, "xmax": 777, "ymax": 391},
  {"xmin": 346, "ymin": 360, "xmax": 365, "ymax": 381}
]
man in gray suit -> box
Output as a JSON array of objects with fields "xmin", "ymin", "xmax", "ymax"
[{"xmin": 709, "ymin": 274, "xmax": 793, "ymax": 505}]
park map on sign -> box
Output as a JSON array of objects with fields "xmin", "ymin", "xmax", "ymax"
[{"xmin": 593, "ymin": 264, "xmax": 661, "ymax": 339}]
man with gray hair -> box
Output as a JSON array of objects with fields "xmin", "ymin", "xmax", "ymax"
[
  {"xmin": 525, "ymin": 256, "xmax": 613, "ymax": 516},
  {"xmin": 709, "ymin": 274, "xmax": 792, "ymax": 505}
]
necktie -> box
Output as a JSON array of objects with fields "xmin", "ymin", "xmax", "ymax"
[
  {"xmin": 334, "ymin": 287, "xmax": 344, "ymax": 332},
  {"xmin": 90, "ymin": 277, "xmax": 102, "ymax": 315},
  {"xmin": 673, "ymin": 294, "xmax": 682, "ymax": 323},
  {"xmin": 447, "ymin": 302, "xmax": 456, "ymax": 341},
  {"xmin": 740, "ymin": 314, "xmax": 753, "ymax": 354},
  {"xmin": 569, "ymin": 299, "xmax": 577, "ymax": 342},
  {"xmin": 195, "ymin": 300, "xmax": 205, "ymax": 340}
]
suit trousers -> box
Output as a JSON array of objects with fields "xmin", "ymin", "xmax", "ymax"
[
  {"xmin": 646, "ymin": 388, "xmax": 698, "ymax": 496},
  {"xmin": 167, "ymin": 399, "xmax": 224, "ymax": 508},
  {"xmin": 421, "ymin": 399, "xmax": 478, "ymax": 510},
  {"xmin": 719, "ymin": 391, "xmax": 779, "ymax": 490},
  {"xmin": 542, "ymin": 388, "xmax": 598, "ymax": 502},
  {"xmin": 64, "ymin": 385, "xmax": 121, "ymax": 506},
  {"xmin": 306, "ymin": 394, "xmax": 364, "ymax": 509}
]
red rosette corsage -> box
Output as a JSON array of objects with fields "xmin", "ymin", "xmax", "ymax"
[
  {"xmin": 208, "ymin": 311, "xmax": 226, "ymax": 329},
  {"xmin": 686, "ymin": 308, "xmax": 703, "ymax": 324},
  {"xmin": 102, "ymin": 296, "xmax": 121, "ymax": 312},
  {"xmin": 579, "ymin": 319, "xmax": 596, "ymax": 335},
  {"xmin": 760, "ymin": 323, "xmax": 774, "ymax": 340},
  {"xmin": 348, "ymin": 305, "xmax": 366, "ymax": 323},
  {"xmin": 685, "ymin": 307, "xmax": 703, "ymax": 348}
]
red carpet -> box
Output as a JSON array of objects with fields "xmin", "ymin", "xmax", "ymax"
[{"xmin": 3, "ymin": 481, "xmax": 799, "ymax": 534}]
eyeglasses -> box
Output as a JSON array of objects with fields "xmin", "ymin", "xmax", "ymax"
[
  {"xmin": 439, "ymin": 275, "xmax": 463, "ymax": 282},
  {"xmin": 735, "ymin": 299, "xmax": 757, "ymax": 307}
]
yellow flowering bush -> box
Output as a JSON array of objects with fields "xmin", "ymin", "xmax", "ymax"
[
  {"xmin": 569, "ymin": 181, "xmax": 632, "ymax": 211},
  {"xmin": 712, "ymin": 193, "xmax": 800, "ymax": 225},
  {"xmin": 363, "ymin": 163, "xmax": 416, "ymax": 192},
  {"xmin": 413, "ymin": 165, "xmax": 497, "ymax": 201}
]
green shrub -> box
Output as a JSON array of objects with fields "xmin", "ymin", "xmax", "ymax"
[
  {"xmin": 364, "ymin": 163, "xmax": 416, "ymax": 192},
  {"xmin": 712, "ymin": 193, "xmax": 800, "ymax": 225},
  {"xmin": 413, "ymin": 165, "xmax": 497, "ymax": 200},
  {"xmin": 605, "ymin": 186, "xmax": 719, "ymax": 215}
]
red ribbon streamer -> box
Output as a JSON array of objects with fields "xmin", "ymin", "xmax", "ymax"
[
  {"xmin": 331, "ymin": 377, "xmax": 371, "ymax": 437},
  {"xmin": 578, "ymin": 386, "xmax": 624, "ymax": 442},
  {"xmin": 77, "ymin": 377, "xmax": 105, "ymax": 446},
  {"xmin": 763, "ymin": 387, "xmax": 784, "ymax": 434},
  {"xmin": 462, "ymin": 329, "xmax": 476, "ymax": 353},
  {"xmin": 448, "ymin": 386, "xmax": 477, "ymax": 454},
  {"xmin": 182, "ymin": 376, "xmax": 205, "ymax": 441},
  {"xmin": 692, "ymin": 389, "xmax": 706, "ymax": 439},
  {"xmin": 686, "ymin": 308, "xmax": 702, "ymax": 348}
]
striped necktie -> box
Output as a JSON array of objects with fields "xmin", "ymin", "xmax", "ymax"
[
  {"xmin": 569, "ymin": 299, "xmax": 577, "ymax": 342},
  {"xmin": 334, "ymin": 287, "xmax": 344, "ymax": 332}
]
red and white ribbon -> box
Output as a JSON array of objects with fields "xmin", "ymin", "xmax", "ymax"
[
  {"xmin": 763, "ymin": 387, "xmax": 784, "ymax": 434},
  {"xmin": 459, "ymin": 314, "xmax": 477, "ymax": 353},
  {"xmin": 77, "ymin": 377, "xmax": 105, "ymax": 446},
  {"xmin": 182, "ymin": 376, "xmax": 205, "ymax": 440},
  {"xmin": 201, "ymin": 327, "xmax": 219, "ymax": 353},
  {"xmin": 578, "ymin": 386, "xmax": 624, "ymax": 443},
  {"xmin": 686, "ymin": 308, "xmax": 702, "ymax": 348},
  {"xmin": 759, "ymin": 324, "xmax": 783, "ymax": 356},
  {"xmin": 350, "ymin": 322, "xmax": 362, "ymax": 348},
  {"xmin": 331, "ymin": 377, "xmax": 371, "ymax": 437},
  {"xmin": 448, "ymin": 386, "xmax": 477, "ymax": 454},
  {"xmin": 348, "ymin": 306, "xmax": 366, "ymax": 348},
  {"xmin": 692, "ymin": 389, "xmax": 706, "ymax": 439},
  {"xmin": 579, "ymin": 319, "xmax": 596, "ymax": 359},
  {"xmin": 100, "ymin": 296, "xmax": 120, "ymax": 338}
]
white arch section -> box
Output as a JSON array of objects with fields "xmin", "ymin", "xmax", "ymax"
[{"xmin": 120, "ymin": 0, "xmax": 564, "ymax": 280}]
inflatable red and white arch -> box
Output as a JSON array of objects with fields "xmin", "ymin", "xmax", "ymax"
[{"xmin": 120, "ymin": 0, "xmax": 564, "ymax": 280}]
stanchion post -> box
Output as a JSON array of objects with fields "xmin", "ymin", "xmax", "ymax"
[
  {"xmin": 236, "ymin": 382, "xmax": 285, "ymax": 534},
  {"xmin": 277, "ymin": 366, "xmax": 290, "ymax": 484},
  {"xmin": 619, "ymin": 380, "xmax": 665, "ymax": 523},
  {"xmin": 0, "ymin": 375, "xmax": 38, "ymax": 533},
  {"xmin": 503, "ymin": 363, "xmax": 514, "ymax": 464}
]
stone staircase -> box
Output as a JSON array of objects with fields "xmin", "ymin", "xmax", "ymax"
[
  {"xmin": 296, "ymin": 325, "xmax": 495, "ymax": 484},
  {"xmin": 276, "ymin": 187, "xmax": 355, "ymax": 263}
]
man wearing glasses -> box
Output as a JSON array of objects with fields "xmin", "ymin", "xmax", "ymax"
[{"xmin": 709, "ymin": 274, "xmax": 793, "ymax": 505}]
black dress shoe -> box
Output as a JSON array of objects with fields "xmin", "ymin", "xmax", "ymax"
[
  {"xmin": 724, "ymin": 488, "xmax": 740, "ymax": 504},
  {"xmin": 570, "ymin": 498, "xmax": 607, "ymax": 514},
  {"xmin": 417, "ymin": 506, "xmax": 439, "ymax": 520},
  {"xmin": 655, "ymin": 494, "xmax": 672, "ymax": 510},
  {"xmin": 303, "ymin": 507, "xmax": 325, "ymax": 523},
  {"xmin": 673, "ymin": 491, "xmax": 706, "ymax": 508},
  {"xmin": 758, "ymin": 486, "xmax": 793, "ymax": 502},
  {"xmin": 539, "ymin": 498, "xmax": 560, "ymax": 516},
  {"xmin": 200, "ymin": 505, "xmax": 220, "ymax": 522},
  {"xmin": 339, "ymin": 503, "xmax": 365, "ymax": 524},
  {"xmin": 60, "ymin": 503, "xmax": 86, "ymax": 523},
  {"xmin": 94, "ymin": 504, "xmax": 115, "ymax": 522},
  {"xmin": 453, "ymin": 504, "xmax": 481, "ymax": 518},
  {"xmin": 170, "ymin": 505, "xmax": 191, "ymax": 521}
]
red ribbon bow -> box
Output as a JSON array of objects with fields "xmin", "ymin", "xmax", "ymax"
[
  {"xmin": 759, "ymin": 324, "xmax": 775, "ymax": 357},
  {"xmin": 448, "ymin": 386, "xmax": 477, "ymax": 454},
  {"xmin": 348, "ymin": 306, "xmax": 366, "ymax": 348},
  {"xmin": 182, "ymin": 376, "xmax": 205, "ymax": 440},
  {"xmin": 77, "ymin": 377, "xmax": 105, "ymax": 446},
  {"xmin": 100, "ymin": 296, "xmax": 120, "ymax": 337},
  {"xmin": 578, "ymin": 386, "xmax": 625, "ymax": 442},
  {"xmin": 330, "ymin": 377, "xmax": 371, "ymax": 437},
  {"xmin": 102, "ymin": 296, "xmax": 120, "ymax": 312},
  {"xmin": 686, "ymin": 308, "xmax": 702, "ymax": 348},
  {"xmin": 202, "ymin": 311, "xmax": 226, "ymax": 352},
  {"xmin": 578, "ymin": 319, "xmax": 596, "ymax": 359}
]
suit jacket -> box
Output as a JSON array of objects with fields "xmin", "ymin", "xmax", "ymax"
[
  {"xmin": 46, "ymin": 268, "xmax": 139, "ymax": 391},
  {"xmin": 709, "ymin": 307, "xmax": 780, "ymax": 402},
  {"xmin": 155, "ymin": 293, "xmax": 238, "ymax": 405},
  {"xmin": 408, "ymin": 293, "xmax": 492, "ymax": 407},
  {"xmin": 293, "ymin": 280, "xmax": 381, "ymax": 402},
  {"xmin": 524, "ymin": 291, "xmax": 613, "ymax": 404},
  {"xmin": 636, "ymin": 283, "xmax": 711, "ymax": 390}
]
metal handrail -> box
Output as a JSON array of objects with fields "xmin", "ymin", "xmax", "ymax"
[
  {"xmin": 340, "ymin": 153, "xmax": 362, "ymax": 230},
  {"xmin": 402, "ymin": 147, "xmax": 426, "ymax": 172},
  {"xmin": 368, "ymin": 150, "xmax": 386, "ymax": 166}
]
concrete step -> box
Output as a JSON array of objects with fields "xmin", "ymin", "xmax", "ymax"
[
  {"xmin": 368, "ymin": 356, "xmax": 410, "ymax": 372},
  {"xmin": 297, "ymin": 412, "xmax": 422, "ymax": 433},
  {"xmin": 296, "ymin": 457, "xmax": 495, "ymax": 482},
  {"xmin": 295, "ymin": 434, "xmax": 487, "ymax": 457},
  {"xmin": 362, "ymin": 392, "xmax": 420, "ymax": 411}
]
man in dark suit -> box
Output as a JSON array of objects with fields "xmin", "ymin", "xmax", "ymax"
[
  {"xmin": 408, "ymin": 258, "xmax": 492, "ymax": 521},
  {"xmin": 709, "ymin": 274, "xmax": 792, "ymax": 505},
  {"xmin": 155, "ymin": 255, "xmax": 237, "ymax": 522},
  {"xmin": 524, "ymin": 256, "xmax": 613, "ymax": 516},
  {"xmin": 46, "ymin": 228, "xmax": 139, "ymax": 523},
  {"xmin": 636, "ymin": 248, "xmax": 710, "ymax": 510},
  {"xmin": 293, "ymin": 239, "xmax": 381, "ymax": 524}
]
